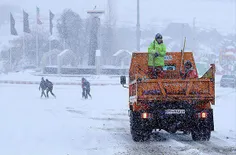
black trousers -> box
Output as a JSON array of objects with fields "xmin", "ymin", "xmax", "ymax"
[
  {"xmin": 82, "ymin": 88, "xmax": 92, "ymax": 99},
  {"xmin": 46, "ymin": 87, "xmax": 56, "ymax": 98},
  {"xmin": 82, "ymin": 88, "xmax": 87, "ymax": 99},
  {"xmin": 86, "ymin": 89, "xmax": 92, "ymax": 98},
  {"xmin": 41, "ymin": 89, "xmax": 46, "ymax": 98}
]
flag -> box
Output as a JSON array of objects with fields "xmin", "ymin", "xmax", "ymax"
[
  {"xmin": 49, "ymin": 10, "xmax": 55, "ymax": 35},
  {"xmin": 37, "ymin": 7, "xmax": 43, "ymax": 25},
  {"xmin": 23, "ymin": 10, "xmax": 31, "ymax": 33},
  {"xmin": 10, "ymin": 13, "xmax": 18, "ymax": 35}
]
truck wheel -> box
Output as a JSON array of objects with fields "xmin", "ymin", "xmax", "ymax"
[
  {"xmin": 130, "ymin": 111, "xmax": 151, "ymax": 142},
  {"xmin": 191, "ymin": 127, "xmax": 211, "ymax": 141}
]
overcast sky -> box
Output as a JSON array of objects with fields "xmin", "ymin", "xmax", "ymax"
[{"xmin": 0, "ymin": 0, "xmax": 235, "ymax": 43}]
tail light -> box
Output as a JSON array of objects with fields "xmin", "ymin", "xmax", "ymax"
[
  {"xmin": 141, "ymin": 113, "xmax": 153, "ymax": 119},
  {"xmin": 196, "ymin": 112, "xmax": 207, "ymax": 119},
  {"xmin": 201, "ymin": 112, "xmax": 207, "ymax": 118}
]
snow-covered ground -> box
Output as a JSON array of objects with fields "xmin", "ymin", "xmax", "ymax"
[
  {"xmin": 0, "ymin": 70, "xmax": 222, "ymax": 84},
  {"xmin": 0, "ymin": 70, "xmax": 121, "ymax": 85},
  {"xmin": 0, "ymin": 73, "xmax": 235, "ymax": 155}
]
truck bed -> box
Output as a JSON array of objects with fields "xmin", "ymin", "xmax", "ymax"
[{"xmin": 130, "ymin": 78, "xmax": 215, "ymax": 104}]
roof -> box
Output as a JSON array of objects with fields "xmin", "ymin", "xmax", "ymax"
[
  {"xmin": 58, "ymin": 49, "xmax": 74, "ymax": 57},
  {"xmin": 113, "ymin": 50, "xmax": 132, "ymax": 56},
  {"xmin": 226, "ymin": 46, "xmax": 235, "ymax": 49},
  {"xmin": 225, "ymin": 52, "xmax": 235, "ymax": 56}
]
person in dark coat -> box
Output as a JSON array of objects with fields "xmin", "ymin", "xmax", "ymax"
[
  {"xmin": 39, "ymin": 77, "xmax": 47, "ymax": 98},
  {"xmin": 180, "ymin": 60, "xmax": 198, "ymax": 79},
  {"xmin": 85, "ymin": 80, "xmax": 92, "ymax": 99},
  {"xmin": 81, "ymin": 77, "xmax": 92, "ymax": 99},
  {"xmin": 45, "ymin": 79, "xmax": 56, "ymax": 98},
  {"xmin": 81, "ymin": 78, "xmax": 86, "ymax": 99}
]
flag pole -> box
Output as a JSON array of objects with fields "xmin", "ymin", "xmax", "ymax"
[
  {"xmin": 23, "ymin": 32, "xmax": 25, "ymax": 60},
  {"xmin": 49, "ymin": 36, "xmax": 52, "ymax": 65},
  {"xmin": 49, "ymin": 10, "xmax": 55, "ymax": 65},
  {"xmin": 9, "ymin": 45, "xmax": 12, "ymax": 71},
  {"xmin": 49, "ymin": 37, "xmax": 52, "ymax": 52},
  {"xmin": 36, "ymin": 25, "xmax": 39, "ymax": 67}
]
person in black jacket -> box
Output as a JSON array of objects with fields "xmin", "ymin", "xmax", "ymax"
[
  {"xmin": 39, "ymin": 77, "xmax": 47, "ymax": 98},
  {"xmin": 81, "ymin": 77, "xmax": 92, "ymax": 99},
  {"xmin": 81, "ymin": 78, "xmax": 86, "ymax": 98},
  {"xmin": 85, "ymin": 80, "xmax": 92, "ymax": 99},
  {"xmin": 45, "ymin": 79, "xmax": 56, "ymax": 98}
]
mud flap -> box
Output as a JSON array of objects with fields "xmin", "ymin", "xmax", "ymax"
[{"xmin": 206, "ymin": 109, "xmax": 214, "ymax": 131}]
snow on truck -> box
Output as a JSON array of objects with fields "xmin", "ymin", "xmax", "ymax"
[{"xmin": 120, "ymin": 51, "xmax": 216, "ymax": 142}]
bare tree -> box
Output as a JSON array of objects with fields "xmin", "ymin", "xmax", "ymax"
[
  {"xmin": 101, "ymin": 0, "xmax": 117, "ymax": 65},
  {"xmin": 57, "ymin": 9, "xmax": 84, "ymax": 65}
]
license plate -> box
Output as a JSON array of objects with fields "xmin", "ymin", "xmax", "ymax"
[{"xmin": 165, "ymin": 109, "xmax": 185, "ymax": 114}]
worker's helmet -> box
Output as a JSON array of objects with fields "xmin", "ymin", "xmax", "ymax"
[
  {"xmin": 184, "ymin": 60, "xmax": 192, "ymax": 67},
  {"xmin": 46, "ymin": 79, "xmax": 49, "ymax": 82},
  {"xmin": 41, "ymin": 77, "xmax": 44, "ymax": 81},
  {"xmin": 155, "ymin": 33, "xmax": 163, "ymax": 40}
]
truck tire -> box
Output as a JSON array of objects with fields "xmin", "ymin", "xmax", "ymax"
[
  {"xmin": 191, "ymin": 125, "xmax": 211, "ymax": 141},
  {"xmin": 130, "ymin": 111, "xmax": 152, "ymax": 142}
]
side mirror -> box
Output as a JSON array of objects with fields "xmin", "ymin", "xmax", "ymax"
[{"xmin": 120, "ymin": 76, "xmax": 126, "ymax": 85}]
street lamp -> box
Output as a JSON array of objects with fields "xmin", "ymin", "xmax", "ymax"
[{"xmin": 136, "ymin": 0, "xmax": 140, "ymax": 51}]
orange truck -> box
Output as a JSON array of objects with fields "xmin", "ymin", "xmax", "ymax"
[{"xmin": 120, "ymin": 51, "xmax": 215, "ymax": 142}]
